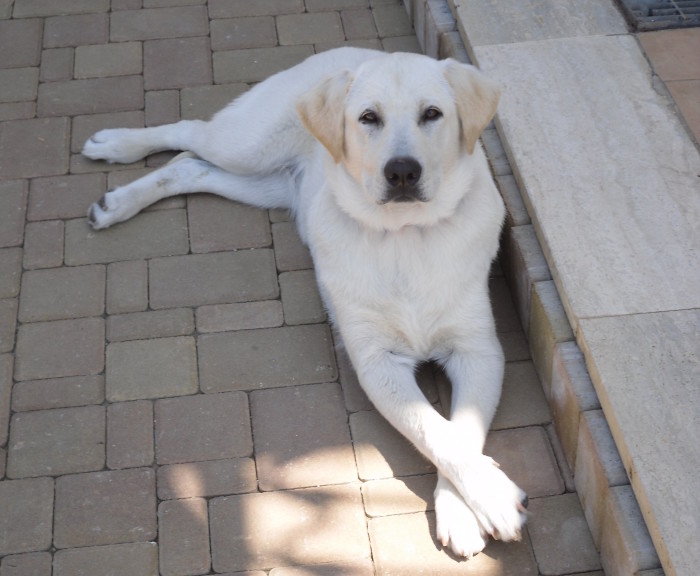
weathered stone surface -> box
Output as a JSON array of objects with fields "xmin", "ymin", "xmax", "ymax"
[
  {"xmin": 456, "ymin": 0, "xmax": 625, "ymax": 46},
  {"xmin": 477, "ymin": 35, "xmax": 700, "ymax": 324},
  {"xmin": 579, "ymin": 310, "xmax": 700, "ymax": 575}
]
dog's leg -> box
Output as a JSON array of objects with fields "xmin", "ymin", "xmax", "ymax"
[
  {"xmin": 87, "ymin": 153, "xmax": 293, "ymax": 229},
  {"xmin": 83, "ymin": 121, "xmax": 205, "ymax": 165},
  {"xmin": 349, "ymin": 345, "xmax": 526, "ymax": 553}
]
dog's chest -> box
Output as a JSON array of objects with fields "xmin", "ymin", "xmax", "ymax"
[{"xmin": 316, "ymin": 225, "xmax": 487, "ymax": 357}]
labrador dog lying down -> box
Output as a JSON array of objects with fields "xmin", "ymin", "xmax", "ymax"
[{"xmin": 83, "ymin": 47, "xmax": 527, "ymax": 558}]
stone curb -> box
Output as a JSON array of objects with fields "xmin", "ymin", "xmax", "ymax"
[{"xmin": 402, "ymin": 1, "xmax": 664, "ymax": 574}]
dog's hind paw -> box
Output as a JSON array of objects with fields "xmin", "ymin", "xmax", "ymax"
[
  {"xmin": 82, "ymin": 128, "xmax": 152, "ymax": 164},
  {"xmin": 434, "ymin": 476, "xmax": 488, "ymax": 559}
]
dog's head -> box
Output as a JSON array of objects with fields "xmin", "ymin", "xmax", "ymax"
[{"xmin": 297, "ymin": 53, "xmax": 500, "ymax": 230}]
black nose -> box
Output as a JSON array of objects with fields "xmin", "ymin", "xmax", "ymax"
[{"xmin": 383, "ymin": 157, "xmax": 422, "ymax": 202}]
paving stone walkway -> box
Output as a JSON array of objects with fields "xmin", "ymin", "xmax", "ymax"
[{"xmin": 0, "ymin": 1, "xmax": 603, "ymax": 575}]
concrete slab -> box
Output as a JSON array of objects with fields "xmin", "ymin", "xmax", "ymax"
[
  {"xmin": 474, "ymin": 35, "xmax": 700, "ymax": 327},
  {"xmin": 451, "ymin": 0, "xmax": 626, "ymax": 46},
  {"xmin": 579, "ymin": 310, "xmax": 700, "ymax": 575}
]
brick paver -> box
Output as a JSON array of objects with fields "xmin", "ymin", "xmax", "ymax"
[{"xmin": 0, "ymin": 1, "xmax": 607, "ymax": 574}]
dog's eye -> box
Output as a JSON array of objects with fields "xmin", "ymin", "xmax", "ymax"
[
  {"xmin": 359, "ymin": 110, "xmax": 379, "ymax": 125},
  {"xmin": 422, "ymin": 107, "xmax": 443, "ymax": 122}
]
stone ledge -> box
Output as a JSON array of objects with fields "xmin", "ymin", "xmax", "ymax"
[{"xmin": 404, "ymin": 1, "xmax": 669, "ymax": 574}]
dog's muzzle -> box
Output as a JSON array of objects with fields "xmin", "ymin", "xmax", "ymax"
[{"xmin": 382, "ymin": 156, "xmax": 425, "ymax": 203}]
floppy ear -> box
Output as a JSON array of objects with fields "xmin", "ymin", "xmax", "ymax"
[
  {"xmin": 297, "ymin": 70, "xmax": 353, "ymax": 163},
  {"xmin": 443, "ymin": 59, "xmax": 500, "ymax": 154}
]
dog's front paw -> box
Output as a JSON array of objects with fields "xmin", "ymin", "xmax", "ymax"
[
  {"xmin": 82, "ymin": 129, "xmax": 149, "ymax": 164},
  {"xmin": 460, "ymin": 456, "xmax": 528, "ymax": 542},
  {"xmin": 434, "ymin": 475, "xmax": 487, "ymax": 559}
]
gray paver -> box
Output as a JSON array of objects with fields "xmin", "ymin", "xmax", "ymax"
[
  {"xmin": 484, "ymin": 426, "xmax": 564, "ymax": 499},
  {"xmin": 155, "ymin": 391, "xmax": 252, "ymax": 464},
  {"xmin": 106, "ymin": 336, "xmax": 198, "ymax": 401},
  {"xmin": 180, "ymin": 83, "xmax": 249, "ymax": 120},
  {"xmin": 158, "ymin": 498, "xmax": 211, "ymax": 576},
  {"xmin": 251, "ymin": 383, "xmax": 357, "ymax": 490},
  {"xmin": 19, "ymin": 265, "xmax": 105, "ymax": 322},
  {"xmin": 144, "ymin": 37, "xmax": 212, "ymax": 90},
  {"xmin": 277, "ymin": 12, "xmax": 344, "ymax": 45},
  {"xmin": 0, "ymin": 477, "xmax": 54, "ymax": 555},
  {"xmin": 0, "ymin": 299, "xmax": 17, "ymax": 354},
  {"xmin": 362, "ymin": 474, "xmax": 436, "ymax": 517},
  {"xmin": 111, "ymin": 6, "xmax": 209, "ymax": 41},
  {"xmin": 0, "ymin": 248, "xmax": 22, "ymax": 300},
  {"xmin": 27, "ymin": 173, "xmax": 106, "ymax": 220},
  {"xmin": 149, "ymin": 250, "xmax": 278, "ymax": 309},
  {"xmin": 196, "ymin": 301, "xmax": 284, "ymax": 333},
  {"xmin": 0, "ymin": 551, "xmax": 52, "ymax": 576},
  {"xmin": 0, "ymin": 68, "xmax": 38, "ymax": 104},
  {"xmin": 0, "ymin": 354, "xmax": 12, "ymax": 445},
  {"xmin": 53, "ymin": 543, "xmax": 158, "ymax": 576},
  {"xmin": 106, "ymin": 308, "xmax": 194, "ymax": 342},
  {"xmin": 42, "ymin": 13, "xmax": 109, "ymax": 47},
  {"xmin": 490, "ymin": 360, "xmax": 551, "ymax": 429},
  {"xmin": 107, "ymin": 400, "xmax": 154, "ymax": 469},
  {"xmin": 209, "ymin": 484, "xmax": 370, "ymax": 572},
  {"xmin": 210, "ymin": 16, "xmax": 277, "ymax": 50},
  {"xmin": 145, "ymin": 90, "xmax": 180, "ymax": 127},
  {"xmin": 157, "ymin": 458, "xmax": 257, "ymax": 500},
  {"xmin": 22, "ymin": 220, "xmax": 64, "ymax": 270},
  {"xmin": 37, "ymin": 76, "xmax": 144, "ymax": 117},
  {"xmin": 39, "ymin": 47, "xmax": 74, "ymax": 82},
  {"xmin": 54, "ymin": 468, "xmax": 156, "ymax": 548},
  {"xmin": 106, "ymin": 260, "xmax": 148, "ymax": 314},
  {"xmin": 350, "ymin": 410, "xmax": 434, "ymax": 480},
  {"xmin": 369, "ymin": 512, "xmax": 538, "ymax": 575},
  {"xmin": 11, "ymin": 375, "xmax": 104, "ymax": 412},
  {"xmin": 15, "ymin": 0, "xmax": 109, "ymax": 18},
  {"xmin": 0, "ymin": 19, "xmax": 43, "ymax": 68},
  {"xmin": 527, "ymin": 493, "xmax": 601, "ymax": 575},
  {"xmin": 271, "ymin": 221, "xmax": 314, "ymax": 271},
  {"xmin": 7, "ymin": 405, "xmax": 105, "ymax": 478},
  {"xmin": 74, "ymin": 42, "xmax": 142, "ymax": 78},
  {"xmin": 213, "ymin": 46, "xmax": 314, "ymax": 84},
  {"xmin": 14, "ymin": 317, "xmax": 104, "ymax": 381},
  {"xmin": 0, "ymin": 180, "xmax": 27, "ymax": 248},
  {"xmin": 65, "ymin": 210, "xmax": 189, "ymax": 265},
  {"xmin": 279, "ymin": 269, "xmax": 326, "ymax": 325},
  {"xmin": 198, "ymin": 325, "xmax": 337, "ymax": 392},
  {"xmin": 208, "ymin": 0, "xmax": 304, "ymax": 18},
  {"xmin": 0, "ymin": 117, "xmax": 69, "ymax": 179},
  {"xmin": 188, "ymin": 195, "xmax": 271, "ymax": 252}
]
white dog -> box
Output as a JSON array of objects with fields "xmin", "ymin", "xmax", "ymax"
[{"xmin": 83, "ymin": 47, "xmax": 527, "ymax": 558}]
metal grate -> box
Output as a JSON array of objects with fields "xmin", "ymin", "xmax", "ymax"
[{"xmin": 615, "ymin": 0, "xmax": 700, "ymax": 30}]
